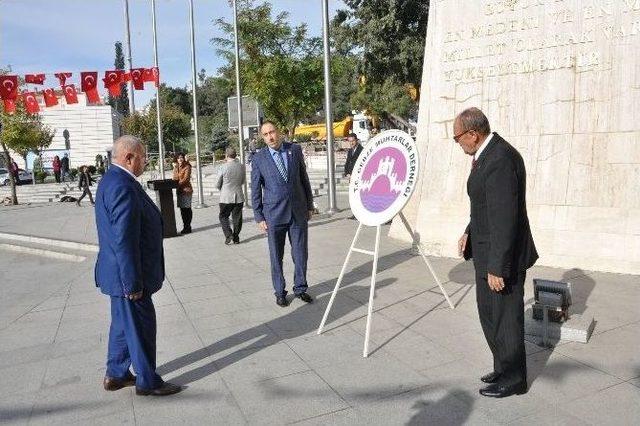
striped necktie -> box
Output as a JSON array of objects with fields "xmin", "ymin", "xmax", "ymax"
[{"xmin": 273, "ymin": 149, "xmax": 288, "ymax": 182}]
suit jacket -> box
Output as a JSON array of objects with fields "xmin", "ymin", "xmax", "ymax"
[
  {"xmin": 94, "ymin": 166, "xmax": 165, "ymax": 297},
  {"xmin": 463, "ymin": 133, "xmax": 538, "ymax": 278},
  {"xmin": 343, "ymin": 144, "xmax": 363, "ymax": 176},
  {"xmin": 216, "ymin": 159, "xmax": 246, "ymax": 203},
  {"xmin": 251, "ymin": 142, "xmax": 314, "ymax": 225}
]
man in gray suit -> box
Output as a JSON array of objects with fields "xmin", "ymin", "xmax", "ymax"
[{"xmin": 216, "ymin": 147, "xmax": 246, "ymax": 244}]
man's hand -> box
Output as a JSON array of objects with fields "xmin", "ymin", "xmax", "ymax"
[
  {"xmin": 127, "ymin": 290, "xmax": 143, "ymax": 301},
  {"xmin": 307, "ymin": 210, "xmax": 314, "ymax": 220},
  {"xmin": 458, "ymin": 233, "xmax": 468, "ymax": 257},
  {"xmin": 258, "ymin": 221, "xmax": 268, "ymax": 232},
  {"xmin": 487, "ymin": 273, "xmax": 505, "ymax": 292}
]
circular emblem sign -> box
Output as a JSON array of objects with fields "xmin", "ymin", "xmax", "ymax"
[{"xmin": 349, "ymin": 130, "xmax": 419, "ymax": 226}]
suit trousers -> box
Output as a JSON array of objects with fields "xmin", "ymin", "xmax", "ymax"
[
  {"xmin": 475, "ymin": 268, "xmax": 527, "ymax": 386},
  {"xmin": 266, "ymin": 216, "xmax": 308, "ymax": 297},
  {"xmin": 107, "ymin": 295, "xmax": 163, "ymax": 390},
  {"xmin": 219, "ymin": 202, "xmax": 243, "ymax": 239}
]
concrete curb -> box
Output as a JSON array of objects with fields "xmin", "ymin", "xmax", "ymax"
[
  {"xmin": 0, "ymin": 243, "xmax": 87, "ymax": 262},
  {"xmin": 0, "ymin": 232, "xmax": 98, "ymax": 252}
]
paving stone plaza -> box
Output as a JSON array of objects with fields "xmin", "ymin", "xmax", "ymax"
[{"xmin": 0, "ymin": 194, "xmax": 638, "ymax": 425}]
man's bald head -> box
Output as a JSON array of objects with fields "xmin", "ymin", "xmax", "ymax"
[{"xmin": 112, "ymin": 135, "xmax": 147, "ymax": 177}]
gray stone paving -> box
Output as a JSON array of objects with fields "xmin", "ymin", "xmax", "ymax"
[{"xmin": 0, "ymin": 194, "xmax": 639, "ymax": 425}]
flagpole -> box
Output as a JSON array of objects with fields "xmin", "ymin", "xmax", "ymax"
[
  {"xmin": 151, "ymin": 0, "xmax": 165, "ymax": 179},
  {"xmin": 232, "ymin": 0, "xmax": 248, "ymax": 203},
  {"xmin": 322, "ymin": 0, "xmax": 337, "ymax": 214},
  {"xmin": 123, "ymin": 0, "xmax": 135, "ymax": 114},
  {"xmin": 189, "ymin": 0, "xmax": 205, "ymax": 208}
]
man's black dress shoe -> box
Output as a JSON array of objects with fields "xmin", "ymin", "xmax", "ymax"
[
  {"xmin": 276, "ymin": 296, "xmax": 289, "ymax": 307},
  {"xmin": 480, "ymin": 371, "xmax": 501, "ymax": 384},
  {"xmin": 233, "ymin": 237, "xmax": 240, "ymax": 244},
  {"xmin": 103, "ymin": 371, "xmax": 136, "ymax": 391},
  {"xmin": 136, "ymin": 381, "xmax": 182, "ymax": 396},
  {"xmin": 225, "ymin": 237, "xmax": 233, "ymax": 245},
  {"xmin": 296, "ymin": 293, "xmax": 313, "ymax": 303},
  {"xmin": 479, "ymin": 382, "xmax": 527, "ymax": 398}
]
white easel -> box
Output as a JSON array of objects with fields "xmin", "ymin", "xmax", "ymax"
[{"xmin": 317, "ymin": 211, "xmax": 455, "ymax": 357}]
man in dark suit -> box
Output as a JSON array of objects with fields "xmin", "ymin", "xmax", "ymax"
[
  {"xmin": 95, "ymin": 135, "xmax": 181, "ymax": 396},
  {"xmin": 251, "ymin": 121, "xmax": 315, "ymax": 307},
  {"xmin": 343, "ymin": 133, "xmax": 363, "ymax": 178},
  {"xmin": 455, "ymin": 108, "xmax": 538, "ymax": 398}
]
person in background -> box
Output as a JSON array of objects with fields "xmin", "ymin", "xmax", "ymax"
[
  {"xmin": 76, "ymin": 165, "xmax": 95, "ymax": 206},
  {"xmin": 61, "ymin": 154, "xmax": 70, "ymax": 182},
  {"xmin": 173, "ymin": 153, "xmax": 193, "ymax": 235},
  {"xmin": 343, "ymin": 133, "xmax": 363, "ymax": 179},
  {"xmin": 52, "ymin": 155, "xmax": 62, "ymax": 184},
  {"xmin": 9, "ymin": 157, "xmax": 20, "ymax": 186},
  {"xmin": 216, "ymin": 146, "xmax": 246, "ymax": 245},
  {"xmin": 248, "ymin": 137, "xmax": 257, "ymax": 164}
]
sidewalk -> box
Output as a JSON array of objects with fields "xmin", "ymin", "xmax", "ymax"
[{"xmin": 0, "ymin": 195, "xmax": 639, "ymax": 425}]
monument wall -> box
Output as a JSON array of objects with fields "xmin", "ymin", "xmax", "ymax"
[{"xmin": 391, "ymin": 0, "xmax": 640, "ymax": 274}]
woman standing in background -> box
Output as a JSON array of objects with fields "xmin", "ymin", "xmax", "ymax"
[{"xmin": 173, "ymin": 153, "xmax": 193, "ymax": 234}]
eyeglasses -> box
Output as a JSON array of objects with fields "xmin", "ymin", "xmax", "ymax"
[{"xmin": 453, "ymin": 129, "xmax": 472, "ymax": 143}]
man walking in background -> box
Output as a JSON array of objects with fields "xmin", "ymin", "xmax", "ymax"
[
  {"xmin": 216, "ymin": 146, "xmax": 246, "ymax": 244},
  {"xmin": 251, "ymin": 121, "xmax": 315, "ymax": 307},
  {"xmin": 95, "ymin": 135, "xmax": 181, "ymax": 396},
  {"xmin": 455, "ymin": 107, "xmax": 538, "ymax": 398}
]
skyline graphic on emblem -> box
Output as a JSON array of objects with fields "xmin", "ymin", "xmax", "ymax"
[{"xmin": 359, "ymin": 147, "xmax": 407, "ymax": 213}]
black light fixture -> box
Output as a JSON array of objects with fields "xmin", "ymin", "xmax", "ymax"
[{"xmin": 532, "ymin": 279, "xmax": 573, "ymax": 346}]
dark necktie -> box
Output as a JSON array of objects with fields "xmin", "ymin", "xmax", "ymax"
[
  {"xmin": 471, "ymin": 158, "xmax": 477, "ymax": 170},
  {"xmin": 273, "ymin": 150, "xmax": 288, "ymax": 182}
]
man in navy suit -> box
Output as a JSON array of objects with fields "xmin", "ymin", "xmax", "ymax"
[
  {"xmin": 95, "ymin": 135, "xmax": 181, "ymax": 396},
  {"xmin": 251, "ymin": 121, "xmax": 315, "ymax": 307}
]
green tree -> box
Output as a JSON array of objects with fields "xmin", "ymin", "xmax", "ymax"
[
  {"xmin": 108, "ymin": 42, "xmax": 130, "ymax": 117},
  {"xmin": 213, "ymin": 0, "xmax": 325, "ymax": 137},
  {"xmin": 332, "ymin": 0, "xmax": 429, "ymax": 117},
  {"xmin": 1, "ymin": 103, "xmax": 55, "ymax": 204},
  {"xmin": 122, "ymin": 103, "xmax": 191, "ymax": 155}
]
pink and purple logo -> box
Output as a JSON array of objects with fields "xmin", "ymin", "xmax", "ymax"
[{"xmin": 359, "ymin": 147, "xmax": 407, "ymax": 213}]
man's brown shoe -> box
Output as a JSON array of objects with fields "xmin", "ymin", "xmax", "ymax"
[
  {"xmin": 136, "ymin": 381, "xmax": 182, "ymax": 396},
  {"xmin": 103, "ymin": 372, "xmax": 136, "ymax": 391}
]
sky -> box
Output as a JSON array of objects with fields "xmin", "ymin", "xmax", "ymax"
[{"xmin": 0, "ymin": 0, "xmax": 345, "ymax": 110}]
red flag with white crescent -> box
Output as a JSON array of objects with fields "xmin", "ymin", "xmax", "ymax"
[
  {"xmin": 63, "ymin": 84, "xmax": 78, "ymax": 104},
  {"xmin": 142, "ymin": 67, "xmax": 160, "ymax": 87},
  {"xmin": 42, "ymin": 88, "xmax": 59, "ymax": 107},
  {"xmin": 0, "ymin": 75, "xmax": 19, "ymax": 100},
  {"xmin": 3, "ymin": 99, "xmax": 16, "ymax": 114},
  {"xmin": 25, "ymin": 74, "xmax": 46, "ymax": 85},
  {"xmin": 22, "ymin": 92, "xmax": 40, "ymax": 114},
  {"xmin": 130, "ymin": 68, "xmax": 145, "ymax": 90},
  {"xmin": 55, "ymin": 72, "xmax": 73, "ymax": 86},
  {"xmin": 103, "ymin": 70, "xmax": 124, "ymax": 97},
  {"xmin": 81, "ymin": 71, "xmax": 100, "ymax": 103}
]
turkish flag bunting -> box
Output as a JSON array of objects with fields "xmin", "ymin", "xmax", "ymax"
[
  {"xmin": 63, "ymin": 84, "xmax": 78, "ymax": 104},
  {"xmin": 0, "ymin": 75, "xmax": 19, "ymax": 100},
  {"xmin": 123, "ymin": 72, "xmax": 131, "ymax": 82},
  {"xmin": 25, "ymin": 74, "xmax": 46, "ymax": 85},
  {"xmin": 42, "ymin": 88, "xmax": 59, "ymax": 107},
  {"xmin": 130, "ymin": 68, "xmax": 145, "ymax": 90},
  {"xmin": 3, "ymin": 99, "xmax": 16, "ymax": 114},
  {"xmin": 81, "ymin": 71, "xmax": 100, "ymax": 103},
  {"xmin": 143, "ymin": 67, "xmax": 160, "ymax": 87},
  {"xmin": 55, "ymin": 72, "xmax": 72, "ymax": 86},
  {"xmin": 22, "ymin": 92, "xmax": 40, "ymax": 114},
  {"xmin": 103, "ymin": 70, "xmax": 124, "ymax": 97}
]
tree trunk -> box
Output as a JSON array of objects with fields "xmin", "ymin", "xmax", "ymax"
[{"xmin": 1, "ymin": 142, "xmax": 18, "ymax": 205}]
